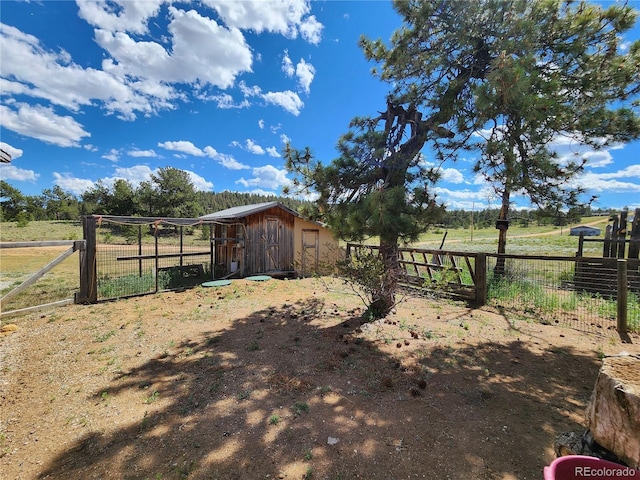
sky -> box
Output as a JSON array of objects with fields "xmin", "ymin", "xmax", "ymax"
[{"xmin": 1, "ymin": 0, "xmax": 639, "ymax": 212}]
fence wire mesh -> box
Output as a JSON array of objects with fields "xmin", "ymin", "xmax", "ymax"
[
  {"xmin": 95, "ymin": 221, "xmax": 211, "ymax": 301},
  {"xmin": 486, "ymin": 255, "xmax": 640, "ymax": 335}
]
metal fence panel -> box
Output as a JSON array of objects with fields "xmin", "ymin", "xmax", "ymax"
[{"xmin": 486, "ymin": 255, "xmax": 640, "ymax": 334}]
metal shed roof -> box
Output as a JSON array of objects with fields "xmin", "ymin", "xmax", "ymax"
[
  {"xmin": 0, "ymin": 149, "xmax": 11, "ymax": 163},
  {"xmin": 199, "ymin": 201, "xmax": 300, "ymax": 221}
]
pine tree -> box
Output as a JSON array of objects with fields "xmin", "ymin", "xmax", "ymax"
[
  {"xmin": 361, "ymin": 0, "xmax": 640, "ymax": 274},
  {"xmin": 285, "ymin": 101, "xmax": 448, "ymax": 318}
]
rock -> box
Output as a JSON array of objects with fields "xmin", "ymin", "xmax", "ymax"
[
  {"xmin": 585, "ymin": 353, "xmax": 640, "ymax": 469},
  {"xmin": 0, "ymin": 324, "xmax": 18, "ymax": 336},
  {"xmin": 554, "ymin": 431, "xmax": 584, "ymax": 457},
  {"xmin": 327, "ymin": 437, "xmax": 339, "ymax": 445}
]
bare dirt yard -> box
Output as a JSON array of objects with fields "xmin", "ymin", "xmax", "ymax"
[{"xmin": 1, "ymin": 276, "xmax": 639, "ymax": 480}]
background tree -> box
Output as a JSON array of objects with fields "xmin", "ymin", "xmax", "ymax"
[
  {"xmin": 285, "ymin": 101, "xmax": 449, "ymax": 318},
  {"xmin": 42, "ymin": 186, "xmax": 80, "ymax": 220},
  {"xmin": 81, "ymin": 180, "xmax": 111, "ymax": 215},
  {"xmin": 150, "ymin": 167, "xmax": 202, "ymax": 219},
  {"xmin": 0, "ymin": 180, "xmax": 27, "ymax": 221},
  {"xmin": 109, "ymin": 179, "xmax": 136, "ymax": 216},
  {"xmin": 361, "ymin": 0, "xmax": 640, "ymax": 273}
]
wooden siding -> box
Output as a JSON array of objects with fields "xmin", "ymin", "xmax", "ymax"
[{"xmin": 242, "ymin": 206, "xmax": 295, "ymax": 275}]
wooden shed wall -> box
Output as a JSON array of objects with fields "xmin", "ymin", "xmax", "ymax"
[{"xmin": 243, "ymin": 206, "xmax": 295, "ymax": 275}]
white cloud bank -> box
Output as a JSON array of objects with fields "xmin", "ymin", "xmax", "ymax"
[{"xmin": 0, "ymin": 1, "xmax": 323, "ymax": 146}]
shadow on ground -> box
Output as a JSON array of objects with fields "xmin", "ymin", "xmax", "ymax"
[{"xmin": 38, "ymin": 292, "xmax": 601, "ymax": 480}]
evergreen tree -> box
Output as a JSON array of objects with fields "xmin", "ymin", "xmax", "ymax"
[
  {"xmin": 361, "ymin": 0, "xmax": 640, "ymax": 273},
  {"xmin": 149, "ymin": 167, "xmax": 202, "ymax": 218},
  {"xmin": 42, "ymin": 186, "xmax": 80, "ymax": 220},
  {"xmin": 109, "ymin": 179, "xmax": 136, "ymax": 216},
  {"xmin": 285, "ymin": 101, "xmax": 448, "ymax": 318},
  {"xmin": 0, "ymin": 181, "xmax": 26, "ymax": 221},
  {"xmin": 81, "ymin": 180, "xmax": 111, "ymax": 215}
]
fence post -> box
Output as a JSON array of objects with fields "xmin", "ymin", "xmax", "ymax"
[
  {"xmin": 617, "ymin": 259, "xmax": 628, "ymax": 334},
  {"xmin": 155, "ymin": 228, "xmax": 159, "ymax": 293},
  {"xmin": 77, "ymin": 216, "xmax": 97, "ymax": 303},
  {"xmin": 475, "ymin": 253, "xmax": 487, "ymax": 306}
]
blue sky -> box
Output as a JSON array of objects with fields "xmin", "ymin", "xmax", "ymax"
[{"xmin": 1, "ymin": 0, "xmax": 639, "ymax": 212}]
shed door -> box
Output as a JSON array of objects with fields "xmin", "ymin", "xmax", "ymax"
[
  {"xmin": 265, "ymin": 216, "xmax": 280, "ymax": 271},
  {"xmin": 301, "ymin": 229, "xmax": 319, "ymax": 277}
]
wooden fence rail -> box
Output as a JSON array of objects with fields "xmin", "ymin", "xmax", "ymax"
[
  {"xmin": 0, "ymin": 240, "xmax": 86, "ymax": 318},
  {"xmin": 345, "ymin": 243, "xmax": 487, "ymax": 304}
]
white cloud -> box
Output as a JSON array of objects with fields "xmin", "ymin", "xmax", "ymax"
[
  {"xmin": 0, "ymin": 142, "xmax": 23, "ymax": 160},
  {"xmin": 262, "ymin": 90, "xmax": 304, "ymax": 115},
  {"xmin": 207, "ymin": 93, "xmax": 251, "ymax": 109},
  {"xmin": 282, "ymin": 51, "xmax": 295, "ymax": 77},
  {"xmin": 230, "ymin": 139, "xmax": 280, "ymax": 158},
  {"xmin": 102, "ymin": 149, "xmax": 121, "ymax": 162},
  {"xmin": 203, "ymin": 146, "xmax": 249, "ymax": 170},
  {"xmin": 158, "ymin": 140, "xmax": 204, "ymax": 156},
  {"xmin": 236, "ymin": 164, "xmax": 291, "ymax": 190},
  {"xmin": 281, "ymin": 51, "xmax": 315, "ymax": 94},
  {"xmin": 128, "ymin": 149, "xmax": 158, "ymax": 158},
  {"xmin": 258, "ymin": 119, "xmax": 265, "ymax": 129},
  {"xmin": 0, "ymin": 164, "xmax": 39, "ymax": 182},
  {"xmin": 239, "ymin": 81, "xmax": 262, "ymax": 97},
  {"xmin": 203, "ymin": 0, "xmax": 322, "ymax": 43},
  {"xmin": 0, "ymin": 23, "xmax": 157, "ymax": 121},
  {"xmin": 0, "ymin": 103, "xmax": 90, "ymax": 147},
  {"xmin": 439, "ymin": 167, "xmax": 465, "ymax": 184},
  {"xmin": 574, "ymin": 165, "xmax": 640, "ymax": 193},
  {"xmin": 157, "ymin": 140, "xmax": 249, "ymax": 169},
  {"xmin": 1, "ymin": 0, "xmax": 322, "ymax": 134},
  {"xmin": 76, "ymin": 0, "xmax": 164, "ymax": 35},
  {"xmin": 111, "ymin": 165, "xmax": 154, "ymax": 185},
  {"xmin": 432, "ymin": 186, "xmax": 500, "ymax": 210},
  {"xmin": 246, "ymin": 139, "xmax": 265, "ymax": 155},
  {"xmin": 95, "ymin": 7, "xmax": 254, "ymax": 90},
  {"xmin": 581, "ymin": 150, "xmax": 614, "ymax": 168},
  {"xmin": 233, "ymin": 81, "xmax": 304, "ymax": 114},
  {"xmin": 111, "ymin": 165, "xmax": 213, "ymax": 191},
  {"xmin": 53, "ymin": 172, "xmax": 96, "ymax": 195},
  {"xmin": 299, "ymin": 15, "xmax": 323, "ymax": 44},
  {"xmin": 186, "ymin": 171, "xmax": 214, "ymax": 191},
  {"xmin": 576, "ymin": 174, "xmax": 640, "ymax": 193},
  {"xmin": 280, "ymin": 133, "xmax": 291, "ymax": 144},
  {"xmin": 266, "ymin": 146, "xmax": 280, "ymax": 158},
  {"xmin": 51, "ymin": 164, "xmax": 214, "ymax": 195},
  {"xmin": 295, "ymin": 58, "xmax": 315, "ymax": 94}
]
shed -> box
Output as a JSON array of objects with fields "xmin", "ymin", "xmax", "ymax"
[
  {"xmin": 200, "ymin": 202, "xmax": 339, "ymax": 278},
  {"xmin": 570, "ymin": 225, "xmax": 601, "ymax": 236}
]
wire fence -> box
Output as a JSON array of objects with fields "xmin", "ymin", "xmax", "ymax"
[
  {"xmin": 485, "ymin": 255, "xmax": 640, "ymax": 335},
  {"xmin": 96, "ymin": 243, "xmax": 211, "ymax": 300},
  {"xmin": 346, "ymin": 243, "xmax": 639, "ymax": 334},
  {"xmin": 93, "ymin": 219, "xmax": 212, "ymax": 301}
]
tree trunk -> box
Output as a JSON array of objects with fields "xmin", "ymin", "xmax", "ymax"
[
  {"xmin": 369, "ymin": 234, "xmax": 400, "ymax": 318},
  {"xmin": 494, "ymin": 189, "xmax": 511, "ymax": 276}
]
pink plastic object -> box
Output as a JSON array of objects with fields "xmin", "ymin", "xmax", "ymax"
[{"xmin": 543, "ymin": 455, "xmax": 638, "ymax": 480}]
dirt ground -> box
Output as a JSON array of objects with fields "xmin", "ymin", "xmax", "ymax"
[{"xmin": 1, "ymin": 276, "xmax": 639, "ymax": 480}]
